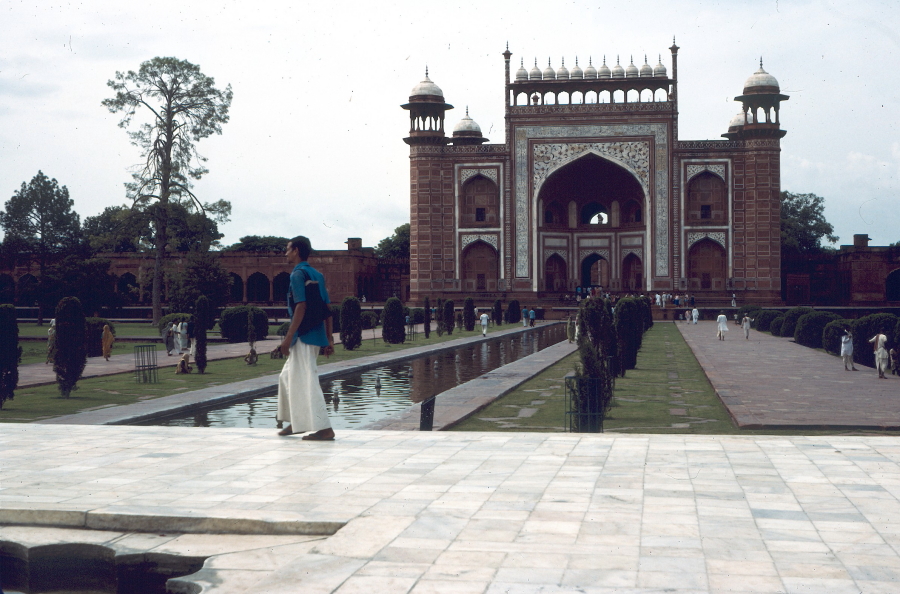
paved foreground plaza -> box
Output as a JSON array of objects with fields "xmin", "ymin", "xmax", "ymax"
[{"xmin": 3, "ymin": 425, "xmax": 900, "ymax": 592}]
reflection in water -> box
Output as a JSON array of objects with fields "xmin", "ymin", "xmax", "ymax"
[{"xmin": 144, "ymin": 325, "xmax": 565, "ymax": 430}]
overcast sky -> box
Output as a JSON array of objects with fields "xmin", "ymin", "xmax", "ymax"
[{"xmin": 1, "ymin": 0, "xmax": 898, "ymax": 252}]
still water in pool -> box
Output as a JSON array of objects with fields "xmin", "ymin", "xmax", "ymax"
[{"xmin": 143, "ymin": 325, "xmax": 565, "ymax": 430}]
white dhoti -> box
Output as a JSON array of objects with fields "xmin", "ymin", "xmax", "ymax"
[{"xmin": 276, "ymin": 341, "xmax": 331, "ymax": 433}]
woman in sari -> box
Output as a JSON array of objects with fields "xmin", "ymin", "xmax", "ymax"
[{"xmin": 101, "ymin": 324, "xmax": 115, "ymax": 361}]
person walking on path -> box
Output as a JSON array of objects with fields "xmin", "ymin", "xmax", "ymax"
[
  {"xmin": 101, "ymin": 325, "xmax": 115, "ymax": 361},
  {"xmin": 521, "ymin": 306, "xmax": 528, "ymax": 327},
  {"xmin": 276, "ymin": 235, "xmax": 335, "ymax": 440},
  {"xmin": 529, "ymin": 308, "xmax": 536, "ymax": 327},
  {"xmin": 691, "ymin": 308, "xmax": 699, "ymax": 324},
  {"xmin": 869, "ymin": 331, "xmax": 890, "ymax": 379},
  {"xmin": 741, "ymin": 315, "xmax": 753, "ymax": 340},
  {"xmin": 731, "ymin": 293, "xmax": 737, "ymax": 307},
  {"xmin": 841, "ymin": 328, "xmax": 858, "ymax": 371},
  {"xmin": 479, "ymin": 311, "xmax": 489, "ymax": 336},
  {"xmin": 566, "ymin": 315, "xmax": 575, "ymax": 343},
  {"xmin": 164, "ymin": 322, "xmax": 178, "ymax": 356},
  {"xmin": 45, "ymin": 319, "xmax": 56, "ymax": 364},
  {"xmin": 716, "ymin": 312, "xmax": 729, "ymax": 341}
]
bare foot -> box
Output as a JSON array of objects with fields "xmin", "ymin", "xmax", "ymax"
[{"xmin": 302, "ymin": 428, "xmax": 335, "ymax": 441}]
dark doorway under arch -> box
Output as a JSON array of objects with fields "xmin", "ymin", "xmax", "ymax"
[
  {"xmin": 580, "ymin": 254, "xmax": 609, "ymax": 288},
  {"xmin": 246, "ymin": 272, "xmax": 270, "ymax": 302},
  {"xmin": 461, "ymin": 241, "xmax": 499, "ymax": 292},
  {"xmin": 229, "ymin": 273, "xmax": 244, "ymax": 303},
  {"xmin": 887, "ymin": 268, "xmax": 900, "ymax": 302},
  {"xmin": 622, "ymin": 254, "xmax": 643, "ymax": 292},
  {"xmin": 545, "ymin": 254, "xmax": 567, "ymax": 292},
  {"xmin": 273, "ymin": 272, "xmax": 290, "ymax": 302},
  {"xmin": 688, "ymin": 239, "xmax": 726, "ymax": 291}
]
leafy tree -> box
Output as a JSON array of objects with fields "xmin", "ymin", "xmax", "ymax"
[
  {"xmin": 463, "ymin": 297, "xmax": 476, "ymax": 331},
  {"xmin": 0, "ymin": 304, "xmax": 21, "ymax": 409},
  {"xmin": 375, "ymin": 223, "xmax": 410, "ymax": 260},
  {"xmin": 53, "ymin": 297, "xmax": 87, "ymax": 398},
  {"xmin": 40, "ymin": 256, "xmax": 119, "ymax": 317},
  {"xmin": 165, "ymin": 200, "xmax": 229, "ymax": 252},
  {"xmin": 340, "ymin": 296, "xmax": 362, "ymax": 350},
  {"xmin": 103, "ymin": 57, "xmax": 233, "ymax": 323},
  {"xmin": 82, "ymin": 205, "xmax": 147, "ymax": 253},
  {"xmin": 166, "ymin": 251, "xmax": 232, "ymax": 314},
  {"xmin": 382, "ymin": 297, "xmax": 406, "ymax": 344},
  {"xmin": 0, "ymin": 171, "xmax": 82, "ymax": 321},
  {"xmin": 781, "ymin": 191, "xmax": 838, "ymax": 256},
  {"xmin": 423, "ymin": 296, "xmax": 431, "ymax": 339},
  {"xmin": 194, "ymin": 295, "xmax": 210, "ymax": 373},
  {"xmin": 492, "ymin": 299, "xmax": 503, "ymax": 326},
  {"xmin": 223, "ymin": 235, "xmax": 290, "ymax": 253},
  {"xmin": 443, "ymin": 300, "xmax": 455, "ymax": 335}
]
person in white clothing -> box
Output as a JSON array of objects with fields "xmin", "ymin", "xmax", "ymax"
[
  {"xmin": 479, "ymin": 311, "xmax": 489, "ymax": 336},
  {"xmin": 741, "ymin": 315, "xmax": 753, "ymax": 339},
  {"xmin": 716, "ymin": 312, "xmax": 729, "ymax": 340},
  {"xmin": 691, "ymin": 308, "xmax": 699, "ymax": 324},
  {"xmin": 869, "ymin": 332, "xmax": 890, "ymax": 379},
  {"xmin": 841, "ymin": 328, "xmax": 857, "ymax": 371}
]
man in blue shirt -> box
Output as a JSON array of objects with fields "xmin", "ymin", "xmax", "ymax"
[
  {"xmin": 529, "ymin": 308, "xmax": 536, "ymax": 327},
  {"xmin": 276, "ymin": 236, "xmax": 335, "ymax": 440},
  {"xmin": 521, "ymin": 306, "xmax": 528, "ymax": 327}
]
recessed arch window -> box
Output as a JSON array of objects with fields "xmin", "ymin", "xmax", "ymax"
[
  {"xmin": 460, "ymin": 175, "xmax": 499, "ymax": 228},
  {"xmin": 687, "ymin": 171, "xmax": 727, "ymax": 225}
]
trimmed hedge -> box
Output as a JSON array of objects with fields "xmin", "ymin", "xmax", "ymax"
[
  {"xmin": 409, "ymin": 308, "xmax": 425, "ymax": 324},
  {"xmin": 794, "ymin": 311, "xmax": 842, "ymax": 349},
  {"xmin": 614, "ymin": 297, "xmax": 641, "ymax": 372},
  {"xmin": 157, "ymin": 313, "xmax": 193, "ymax": 336},
  {"xmin": 340, "ymin": 296, "xmax": 362, "ymax": 350},
  {"xmin": 329, "ymin": 305, "xmax": 341, "ymax": 334},
  {"xmin": 754, "ymin": 310, "xmax": 782, "ymax": 332},
  {"xmin": 851, "ymin": 313, "xmax": 899, "ymax": 368},
  {"xmin": 0, "ymin": 304, "xmax": 20, "ymax": 409},
  {"xmin": 361, "ymin": 311, "xmax": 379, "ymax": 330},
  {"xmin": 737, "ymin": 304, "xmax": 764, "ymax": 321},
  {"xmin": 769, "ymin": 315, "xmax": 786, "ymax": 336},
  {"xmin": 194, "ymin": 295, "xmax": 210, "ymax": 374},
  {"xmin": 492, "ymin": 299, "xmax": 503, "ymax": 326},
  {"xmin": 463, "ymin": 297, "xmax": 476, "ymax": 331},
  {"xmin": 823, "ymin": 319, "xmax": 851, "ymax": 356},
  {"xmin": 53, "ymin": 297, "xmax": 87, "ymax": 398},
  {"xmin": 443, "ymin": 300, "xmax": 455, "ymax": 335},
  {"xmin": 220, "ymin": 306, "xmax": 269, "ymax": 343},
  {"xmin": 382, "ymin": 297, "xmax": 406, "ymax": 344},
  {"xmin": 506, "ymin": 299, "xmax": 521, "ymax": 324},
  {"xmin": 780, "ymin": 307, "xmax": 815, "ymax": 339}
]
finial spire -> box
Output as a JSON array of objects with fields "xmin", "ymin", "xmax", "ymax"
[
  {"xmin": 760, "ymin": 56, "xmax": 764, "ymax": 69},
  {"xmin": 561, "ymin": 57, "xmax": 565, "ymax": 66},
  {"xmin": 425, "ymin": 65, "xmax": 429, "ymax": 78},
  {"xmin": 466, "ymin": 106, "xmax": 469, "ymax": 116}
]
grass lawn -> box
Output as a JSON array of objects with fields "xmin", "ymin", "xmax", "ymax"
[
  {"xmin": 451, "ymin": 322, "xmax": 892, "ymax": 435},
  {"xmin": 1, "ymin": 325, "xmax": 503, "ymax": 423}
]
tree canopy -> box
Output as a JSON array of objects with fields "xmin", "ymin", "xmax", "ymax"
[
  {"xmin": 103, "ymin": 56, "xmax": 233, "ymax": 322},
  {"xmin": 375, "ymin": 223, "xmax": 410, "ymax": 260},
  {"xmin": 780, "ymin": 191, "xmax": 838, "ymax": 256},
  {"xmin": 223, "ymin": 235, "xmax": 290, "ymax": 253}
]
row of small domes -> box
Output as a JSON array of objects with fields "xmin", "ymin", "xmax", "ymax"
[{"xmin": 516, "ymin": 56, "xmax": 666, "ymax": 81}]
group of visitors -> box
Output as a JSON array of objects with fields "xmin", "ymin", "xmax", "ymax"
[
  {"xmin": 839, "ymin": 328, "xmax": 899, "ymax": 379},
  {"xmin": 520, "ymin": 306, "xmax": 536, "ymax": 327},
  {"xmin": 655, "ymin": 293, "xmax": 696, "ymax": 308},
  {"xmin": 46, "ymin": 319, "xmax": 117, "ymax": 363}
]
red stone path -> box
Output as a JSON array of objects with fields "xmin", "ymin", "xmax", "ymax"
[{"xmin": 677, "ymin": 320, "xmax": 900, "ymax": 429}]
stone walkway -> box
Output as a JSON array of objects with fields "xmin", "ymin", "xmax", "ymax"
[
  {"xmin": 3, "ymin": 425, "xmax": 900, "ymax": 592},
  {"xmin": 677, "ymin": 321, "xmax": 900, "ymax": 429}
]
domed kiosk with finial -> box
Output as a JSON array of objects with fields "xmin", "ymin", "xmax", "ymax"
[
  {"xmin": 724, "ymin": 59, "xmax": 789, "ymax": 139},
  {"xmin": 402, "ymin": 68, "xmax": 454, "ymax": 145},
  {"xmin": 451, "ymin": 107, "xmax": 488, "ymax": 145}
]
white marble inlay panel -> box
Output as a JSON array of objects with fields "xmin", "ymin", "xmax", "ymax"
[
  {"xmin": 461, "ymin": 234, "xmax": 498, "ymax": 250},
  {"xmin": 460, "ymin": 168, "xmax": 499, "ymax": 185},
  {"xmin": 578, "ymin": 249, "xmax": 610, "ymax": 263},
  {"xmin": 686, "ymin": 231, "xmax": 726, "ymax": 249},
  {"xmin": 686, "ymin": 164, "xmax": 726, "ymax": 182}
]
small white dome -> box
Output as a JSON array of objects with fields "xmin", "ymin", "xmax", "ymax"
[
  {"xmin": 584, "ymin": 57, "xmax": 598, "ymax": 79},
  {"xmin": 529, "ymin": 59, "xmax": 542, "ymax": 80},
  {"xmin": 640, "ymin": 55, "xmax": 653, "ymax": 77},
  {"xmin": 729, "ymin": 112, "xmax": 754, "ymax": 128},
  {"xmin": 570, "ymin": 58, "xmax": 583, "ymax": 79},
  {"xmin": 743, "ymin": 60, "xmax": 780, "ymax": 93},
  {"xmin": 516, "ymin": 58, "xmax": 528, "ymax": 81},
  {"xmin": 597, "ymin": 56, "xmax": 611, "ymax": 78},
  {"xmin": 542, "ymin": 59, "xmax": 556, "ymax": 80},
  {"xmin": 556, "ymin": 58, "xmax": 569, "ymax": 80},
  {"xmin": 611, "ymin": 56, "xmax": 625, "ymax": 78},
  {"xmin": 410, "ymin": 72, "xmax": 443, "ymax": 97},
  {"xmin": 454, "ymin": 108, "xmax": 482, "ymax": 134},
  {"xmin": 653, "ymin": 55, "xmax": 667, "ymax": 77},
  {"xmin": 625, "ymin": 56, "xmax": 639, "ymax": 78}
]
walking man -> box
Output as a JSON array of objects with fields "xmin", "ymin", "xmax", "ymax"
[
  {"xmin": 529, "ymin": 308, "xmax": 536, "ymax": 327},
  {"xmin": 277, "ymin": 236, "xmax": 335, "ymax": 440},
  {"xmin": 522, "ymin": 306, "xmax": 528, "ymax": 327},
  {"xmin": 716, "ymin": 311, "xmax": 729, "ymax": 341},
  {"xmin": 741, "ymin": 314, "xmax": 753, "ymax": 339},
  {"xmin": 691, "ymin": 308, "xmax": 699, "ymax": 324},
  {"xmin": 479, "ymin": 310, "xmax": 489, "ymax": 336},
  {"xmin": 869, "ymin": 331, "xmax": 890, "ymax": 379},
  {"xmin": 841, "ymin": 328, "xmax": 858, "ymax": 371}
]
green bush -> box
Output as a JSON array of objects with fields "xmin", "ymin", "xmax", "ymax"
[
  {"xmin": 194, "ymin": 295, "xmax": 210, "ymax": 374},
  {"xmin": 640, "ymin": 296, "xmax": 653, "ymax": 332},
  {"xmin": 463, "ymin": 297, "xmax": 476, "ymax": 331},
  {"xmin": 53, "ymin": 297, "xmax": 87, "ymax": 398},
  {"xmin": 435, "ymin": 298, "xmax": 444, "ymax": 336},
  {"xmin": 382, "ymin": 297, "xmax": 406, "ymax": 344},
  {"xmin": 340, "ymin": 296, "xmax": 362, "ymax": 351},
  {"xmin": 410, "ymin": 308, "xmax": 425, "ymax": 324},
  {"xmin": 737, "ymin": 304, "xmax": 764, "ymax": 320},
  {"xmin": 0, "ymin": 304, "xmax": 21, "ymax": 409},
  {"xmin": 780, "ymin": 307, "xmax": 815, "ymax": 339},
  {"xmin": 769, "ymin": 316, "xmax": 786, "ymax": 336},
  {"xmin": 572, "ymin": 297, "xmax": 616, "ymax": 432},
  {"xmin": 794, "ymin": 311, "xmax": 842, "ymax": 349},
  {"xmin": 84, "ymin": 317, "xmax": 115, "ymax": 358},
  {"xmin": 754, "ymin": 310, "xmax": 781, "ymax": 332},
  {"xmin": 276, "ymin": 321, "xmax": 290, "ymax": 336},
  {"xmin": 614, "ymin": 297, "xmax": 642, "ymax": 372},
  {"xmin": 220, "ymin": 306, "xmax": 269, "ymax": 343},
  {"xmin": 330, "ymin": 305, "xmax": 341, "ymax": 334},
  {"xmin": 506, "ymin": 299, "xmax": 521, "ymax": 324},
  {"xmin": 443, "ymin": 300, "xmax": 455, "ymax": 335},
  {"xmin": 157, "ymin": 312, "xmax": 193, "ymax": 336},
  {"xmin": 823, "ymin": 319, "xmax": 851, "ymax": 356},
  {"xmin": 361, "ymin": 311, "xmax": 379, "ymax": 330},
  {"xmin": 492, "ymin": 299, "xmax": 503, "ymax": 326},
  {"xmin": 423, "ymin": 297, "xmax": 431, "ymax": 339},
  {"xmin": 852, "ymin": 313, "xmax": 899, "ymax": 368}
]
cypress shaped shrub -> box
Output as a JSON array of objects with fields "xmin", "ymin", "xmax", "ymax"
[
  {"xmin": 382, "ymin": 297, "xmax": 406, "ymax": 344},
  {"xmin": 410, "ymin": 308, "xmax": 425, "ymax": 324},
  {"xmin": 340, "ymin": 296, "xmax": 362, "ymax": 350},
  {"xmin": 423, "ymin": 297, "xmax": 431, "ymax": 338},
  {"xmin": 0, "ymin": 304, "xmax": 21, "ymax": 409},
  {"xmin": 780, "ymin": 307, "xmax": 814, "ymax": 339},
  {"xmin": 506, "ymin": 299, "xmax": 521, "ymax": 324},
  {"xmin": 194, "ymin": 295, "xmax": 210, "ymax": 373},
  {"xmin": 53, "ymin": 296, "xmax": 87, "ymax": 398},
  {"xmin": 754, "ymin": 310, "xmax": 781, "ymax": 332},
  {"xmin": 822, "ymin": 319, "xmax": 850, "ymax": 356},
  {"xmin": 492, "ymin": 299, "xmax": 503, "ymax": 326},
  {"xmin": 84, "ymin": 317, "xmax": 115, "ymax": 358},
  {"xmin": 852, "ymin": 313, "xmax": 899, "ymax": 368},
  {"xmin": 247, "ymin": 309, "xmax": 257, "ymax": 346},
  {"xmin": 640, "ymin": 296, "xmax": 653, "ymax": 332},
  {"xmin": 769, "ymin": 315, "xmax": 786, "ymax": 336},
  {"xmin": 329, "ymin": 305, "xmax": 342, "ymax": 334},
  {"xmin": 443, "ymin": 299, "xmax": 455, "ymax": 335},
  {"xmin": 463, "ymin": 297, "xmax": 476, "ymax": 331},
  {"xmin": 220, "ymin": 306, "xmax": 268, "ymax": 343},
  {"xmin": 572, "ymin": 297, "xmax": 616, "ymax": 432},
  {"xmin": 614, "ymin": 297, "xmax": 641, "ymax": 372},
  {"xmin": 794, "ymin": 311, "xmax": 842, "ymax": 349},
  {"xmin": 435, "ymin": 298, "xmax": 445, "ymax": 336}
]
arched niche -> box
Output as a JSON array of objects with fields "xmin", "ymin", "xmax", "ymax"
[
  {"xmin": 581, "ymin": 202, "xmax": 609, "ymax": 226},
  {"xmin": 117, "ymin": 272, "xmax": 138, "ymax": 304},
  {"xmin": 623, "ymin": 253, "xmax": 643, "ymax": 292},
  {"xmin": 544, "ymin": 253, "xmax": 567, "ymax": 292},
  {"xmin": 581, "ymin": 254, "xmax": 609, "ymax": 288},
  {"xmin": 273, "ymin": 272, "xmax": 291, "ymax": 302},
  {"xmin": 622, "ymin": 199, "xmax": 643, "ymax": 227},
  {"xmin": 229, "ymin": 273, "xmax": 244, "ymax": 303},
  {"xmin": 687, "ymin": 238, "xmax": 726, "ymax": 290},
  {"xmin": 461, "ymin": 241, "xmax": 499, "ymax": 292},
  {"xmin": 460, "ymin": 175, "xmax": 499, "ymax": 228},
  {"xmin": 542, "ymin": 201, "xmax": 566, "ymax": 228},
  {"xmin": 686, "ymin": 171, "xmax": 727, "ymax": 225},
  {"xmin": 887, "ymin": 268, "xmax": 900, "ymax": 302},
  {"xmin": 246, "ymin": 272, "xmax": 270, "ymax": 302}
]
